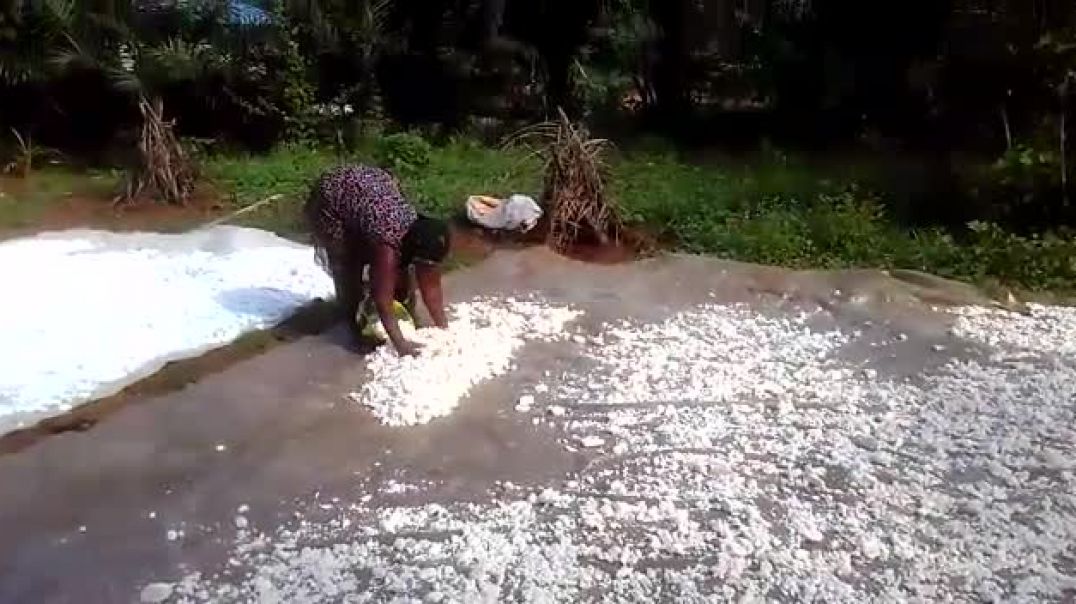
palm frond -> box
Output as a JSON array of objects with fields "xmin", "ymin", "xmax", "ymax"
[
  {"xmin": 41, "ymin": 0, "xmax": 76, "ymax": 31},
  {"xmin": 9, "ymin": 127, "xmax": 28, "ymax": 152},
  {"xmin": 108, "ymin": 63, "xmax": 144, "ymax": 94},
  {"xmin": 369, "ymin": 0, "xmax": 392, "ymax": 28},
  {"xmin": 4, "ymin": 127, "xmax": 62, "ymax": 177},
  {"xmin": 117, "ymin": 95, "xmax": 197, "ymax": 205},
  {"xmin": 85, "ymin": 11, "xmax": 134, "ymax": 41},
  {"xmin": 508, "ymin": 110, "xmax": 624, "ymax": 252},
  {"xmin": 133, "ymin": 38, "xmax": 214, "ymax": 88},
  {"xmin": 0, "ymin": 53, "xmax": 34, "ymax": 84},
  {"xmin": 47, "ymin": 31, "xmax": 100, "ymax": 72}
]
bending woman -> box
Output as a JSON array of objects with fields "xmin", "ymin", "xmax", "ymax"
[{"xmin": 305, "ymin": 164, "xmax": 450, "ymax": 357}]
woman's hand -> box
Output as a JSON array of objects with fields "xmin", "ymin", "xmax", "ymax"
[{"xmin": 397, "ymin": 340, "xmax": 424, "ymax": 357}]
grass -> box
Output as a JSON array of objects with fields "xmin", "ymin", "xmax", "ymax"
[
  {"xmin": 4, "ymin": 136, "xmax": 1075, "ymax": 293},
  {"xmin": 202, "ymin": 139, "xmax": 539, "ymax": 238},
  {"xmin": 609, "ymin": 150, "xmax": 839, "ymax": 245},
  {"xmin": 400, "ymin": 139, "xmax": 539, "ymax": 218},
  {"xmin": 0, "ymin": 169, "xmax": 115, "ymax": 234},
  {"xmin": 202, "ymin": 146, "xmax": 335, "ymax": 238},
  {"xmin": 605, "ymin": 148, "xmax": 1076, "ymax": 292}
]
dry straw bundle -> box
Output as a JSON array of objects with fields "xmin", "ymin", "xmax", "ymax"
[
  {"xmin": 510, "ymin": 110, "xmax": 624, "ymax": 252},
  {"xmin": 117, "ymin": 96, "xmax": 197, "ymax": 206}
]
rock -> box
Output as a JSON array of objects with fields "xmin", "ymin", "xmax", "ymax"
[
  {"xmin": 515, "ymin": 395, "xmax": 535, "ymax": 411},
  {"xmin": 547, "ymin": 405, "xmax": 567, "ymax": 417},
  {"xmin": 578, "ymin": 435, "xmax": 605, "ymax": 448},
  {"xmin": 852, "ymin": 435, "xmax": 880, "ymax": 452},
  {"xmin": 1042, "ymin": 448, "xmax": 1072, "ymax": 470},
  {"xmin": 859, "ymin": 535, "xmax": 886, "ymax": 560},
  {"xmin": 140, "ymin": 582, "xmax": 174, "ymax": 603},
  {"xmin": 798, "ymin": 522, "xmax": 824, "ymax": 543},
  {"xmin": 538, "ymin": 488, "xmax": 561, "ymax": 504}
]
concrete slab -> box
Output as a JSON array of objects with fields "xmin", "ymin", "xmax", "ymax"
[{"xmin": 0, "ymin": 248, "xmax": 1069, "ymax": 603}]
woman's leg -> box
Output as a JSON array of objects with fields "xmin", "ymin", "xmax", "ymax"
[{"xmin": 330, "ymin": 250, "xmax": 366, "ymax": 343}]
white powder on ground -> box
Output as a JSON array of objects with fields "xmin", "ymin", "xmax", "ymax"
[
  {"xmin": 139, "ymin": 582, "xmax": 174, "ymax": 603},
  {"xmin": 349, "ymin": 297, "xmax": 581, "ymax": 426},
  {"xmin": 167, "ymin": 300, "xmax": 1076, "ymax": 602},
  {"xmin": 0, "ymin": 227, "xmax": 332, "ymax": 432},
  {"xmin": 950, "ymin": 303, "xmax": 1076, "ymax": 358}
]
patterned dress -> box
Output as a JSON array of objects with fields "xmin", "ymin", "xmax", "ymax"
[
  {"xmin": 304, "ymin": 165, "xmax": 418, "ymax": 329},
  {"xmin": 306, "ymin": 164, "xmax": 417, "ymax": 264}
]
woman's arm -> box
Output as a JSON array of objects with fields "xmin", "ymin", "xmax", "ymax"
[
  {"xmin": 371, "ymin": 243, "xmax": 422, "ymax": 356},
  {"xmin": 415, "ymin": 264, "xmax": 448, "ymax": 328}
]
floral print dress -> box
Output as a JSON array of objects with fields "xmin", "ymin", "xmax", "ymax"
[{"xmin": 304, "ymin": 164, "xmax": 418, "ymax": 328}]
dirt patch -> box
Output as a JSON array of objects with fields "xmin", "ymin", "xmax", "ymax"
[
  {"xmin": 0, "ymin": 300, "xmax": 338, "ymax": 456},
  {"xmin": 0, "ymin": 176, "xmax": 227, "ymax": 240},
  {"xmin": 449, "ymin": 214, "xmax": 649, "ymax": 267},
  {"xmin": 447, "ymin": 222, "xmax": 500, "ymax": 265},
  {"xmin": 38, "ymin": 189, "xmax": 222, "ymax": 234}
]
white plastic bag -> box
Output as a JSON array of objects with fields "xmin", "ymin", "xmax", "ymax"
[{"xmin": 466, "ymin": 194, "xmax": 542, "ymax": 232}]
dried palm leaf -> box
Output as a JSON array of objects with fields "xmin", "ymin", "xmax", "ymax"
[
  {"xmin": 506, "ymin": 109, "xmax": 623, "ymax": 252},
  {"xmin": 116, "ymin": 95, "xmax": 197, "ymax": 206}
]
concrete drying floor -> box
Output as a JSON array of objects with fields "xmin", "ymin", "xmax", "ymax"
[{"xmin": 0, "ymin": 248, "xmax": 1073, "ymax": 603}]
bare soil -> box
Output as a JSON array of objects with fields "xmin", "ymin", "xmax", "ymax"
[{"xmin": 0, "ymin": 181, "xmax": 226, "ymax": 240}]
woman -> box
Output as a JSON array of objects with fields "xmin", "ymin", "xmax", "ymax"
[{"xmin": 305, "ymin": 164, "xmax": 450, "ymax": 357}]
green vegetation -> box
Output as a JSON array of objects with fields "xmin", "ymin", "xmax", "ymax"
[
  {"xmin": 203, "ymin": 139, "xmax": 539, "ymax": 235},
  {"xmin": 611, "ymin": 151, "xmax": 1076, "ymax": 291},
  {"xmin": 3, "ymin": 137, "xmax": 1075, "ymax": 291},
  {"xmin": 193, "ymin": 140, "xmax": 1076, "ymax": 292},
  {"xmin": 1, "ymin": 0, "xmax": 1074, "ymax": 293},
  {"xmin": 202, "ymin": 146, "xmax": 334, "ymax": 236}
]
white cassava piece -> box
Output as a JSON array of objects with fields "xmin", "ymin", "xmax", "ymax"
[
  {"xmin": 171, "ymin": 300, "xmax": 1076, "ymax": 603},
  {"xmin": 349, "ymin": 297, "xmax": 581, "ymax": 426}
]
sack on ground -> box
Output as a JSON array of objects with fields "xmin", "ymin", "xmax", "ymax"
[{"xmin": 465, "ymin": 194, "xmax": 542, "ymax": 232}]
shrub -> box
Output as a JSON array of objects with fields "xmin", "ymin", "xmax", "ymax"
[
  {"xmin": 708, "ymin": 207, "xmax": 815, "ymax": 267},
  {"xmin": 802, "ymin": 191, "xmax": 896, "ymax": 267},
  {"xmin": 374, "ymin": 133, "xmax": 432, "ymax": 175},
  {"xmin": 960, "ymin": 221, "xmax": 1076, "ymax": 290},
  {"xmin": 976, "ymin": 141, "xmax": 1074, "ymax": 227}
]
